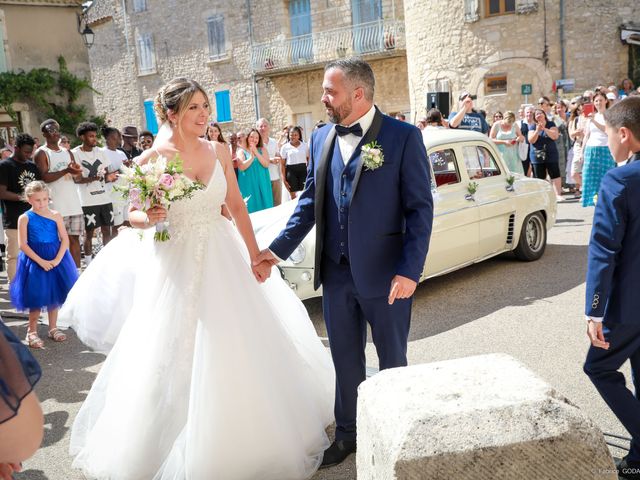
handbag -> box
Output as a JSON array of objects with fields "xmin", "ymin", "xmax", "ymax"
[{"xmin": 534, "ymin": 145, "xmax": 547, "ymax": 162}]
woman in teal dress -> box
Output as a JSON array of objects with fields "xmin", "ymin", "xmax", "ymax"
[
  {"xmin": 490, "ymin": 111, "xmax": 525, "ymax": 175},
  {"xmin": 237, "ymin": 129, "xmax": 273, "ymax": 213}
]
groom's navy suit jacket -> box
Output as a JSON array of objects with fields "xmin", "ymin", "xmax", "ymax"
[
  {"xmin": 270, "ymin": 108, "xmax": 433, "ymax": 298},
  {"xmin": 586, "ymin": 153, "xmax": 640, "ymax": 324}
]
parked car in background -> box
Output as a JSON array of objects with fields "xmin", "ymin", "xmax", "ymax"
[{"xmin": 251, "ymin": 129, "xmax": 557, "ymax": 300}]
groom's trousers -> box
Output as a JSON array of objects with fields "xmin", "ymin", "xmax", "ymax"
[{"xmin": 321, "ymin": 256, "xmax": 412, "ymax": 442}]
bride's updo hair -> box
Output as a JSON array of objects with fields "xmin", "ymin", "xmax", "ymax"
[{"xmin": 154, "ymin": 78, "xmax": 211, "ymax": 125}]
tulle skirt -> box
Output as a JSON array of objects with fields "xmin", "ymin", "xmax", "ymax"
[
  {"xmin": 10, "ymin": 241, "xmax": 78, "ymax": 311},
  {"xmin": 58, "ymin": 228, "xmax": 151, "ymax": 354},
  {"xmin": 67, "ymin": 217, "xmax": 335, "ymax": 480},
  {"xmin": 0, "ymin": 321, "xmax": 42, "ymax": 424}
]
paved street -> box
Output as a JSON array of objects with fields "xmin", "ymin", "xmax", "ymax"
[{"xmin": 3, "ymin": 195, "xmax": 629, "ymax": 480}]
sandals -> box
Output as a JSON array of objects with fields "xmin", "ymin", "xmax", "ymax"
[
  {"xmin": 26, "ymin": 331, "xmax": 45, "ymax": 349},
  {"xmin": 48, "ymin": 328, "xmax": 67, "ymax": 343}
]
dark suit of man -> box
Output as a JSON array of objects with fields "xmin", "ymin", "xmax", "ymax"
[
  {"xmin": 270, "ymin": 107, "xmax": 433, "ymax": 441},
  {"xmin": 584, "ymin": 153, "xmax": 640, "ymax": 466}
]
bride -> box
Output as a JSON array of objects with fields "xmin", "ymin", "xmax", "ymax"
[{"xmin": 66, "ymin": 78, "xmax": 335, "ymax": 480}]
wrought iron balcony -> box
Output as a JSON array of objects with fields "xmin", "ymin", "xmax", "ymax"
[{"xmin": 251, "ymin": 19, "xmax": 405, "ymax": 75}]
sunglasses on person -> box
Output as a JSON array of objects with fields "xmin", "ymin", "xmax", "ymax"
[{"xmin": 45, "ymin": 124, "xmax": 60, "ymax": 133}]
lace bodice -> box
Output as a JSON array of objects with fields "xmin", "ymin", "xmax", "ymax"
[{"xmin": 166, "ymin": 159, "xmax": 227, "ymax": 241}]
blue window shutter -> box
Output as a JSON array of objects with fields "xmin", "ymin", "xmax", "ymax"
[
  {"xmin": 144, "ymin": 100, "xmax": 159, "ymax": 134},
  {"xmin": 215, "ymin": 90, "xmax": 232, "ymax": 122}
]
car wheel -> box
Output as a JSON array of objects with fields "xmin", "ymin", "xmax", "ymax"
[{"xmin": 514, "ymin": 211, "xmax": 546, "ymax": 261}]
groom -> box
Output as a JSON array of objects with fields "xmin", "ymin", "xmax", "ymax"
[{"xmin": 255, "ymin": 59, "xmax": 433, "ymax": 467}]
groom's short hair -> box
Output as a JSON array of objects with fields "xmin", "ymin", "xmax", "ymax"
[{"xmin": 325, "ymin": 59, "xmax": 375, "ymax": 102}]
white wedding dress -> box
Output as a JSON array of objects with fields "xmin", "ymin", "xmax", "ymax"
[{"xmin": 66, "ymin": 157, "xmax": 335, "ymax": 480}]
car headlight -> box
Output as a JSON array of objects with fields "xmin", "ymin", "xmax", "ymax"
[{"xmin": 288, "ymin": 245, "xmax": 306, "ymax": 264}]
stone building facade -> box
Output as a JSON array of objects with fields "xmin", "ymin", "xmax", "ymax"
[
  {"xmin": 405, "ymin": 0, "xmax": 640, "ymax": 120},
  {"xmin": 85, "ymin": 0, "xmax": 411, "ymax": 139},
  {"xmin": 0, "ymin": 0, "xmax": 91, "ymax": 144}
]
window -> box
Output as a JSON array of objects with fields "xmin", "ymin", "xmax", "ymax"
[
  {"xmin": 215, "ymin": 90, "xmax": 232, "ymax": 123},
  {"xmin": 133, "ymin": 0, "xmax": 147, "ymax": 12},
  {"xmin": 462, "ymin": 145, "xmax": 501, "ymax": 179},
  {"xmin": 352, "ymin": 0, "xmax": 383, "ymax": 54},
  {"xmin": 136, "ymin": 33, "xmax": 155, "ymax": 74},
  {"xmin": 207, "ymin": 15, "xmax": 226, "ymax": 59},
  {"xmin": 429, "ymin": 149, "xmax": 461, "ymax": 187},
  {"xmin": 464, "ymin": 146, "xmax": 502, "ymax": 178},
  {"xmin": 289, "ymin": 0, "xmax": 313, "ymax": 63},
  {"xmin": 143, "ymin": 99, "xmax": 158, "ymax": 135},
  {"xmin": 485, "ymin": 75, "xmax": 507, "ymax": 95},
  {"xmin": 485, "ymin": 0, "xmax": 515, "ymax": 16}
]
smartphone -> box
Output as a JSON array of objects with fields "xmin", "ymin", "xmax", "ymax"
[{"xmin": 582, "ymin": 103, "xmax": 594, "ymax": 116}]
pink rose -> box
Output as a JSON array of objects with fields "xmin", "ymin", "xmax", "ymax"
[
  {"xmin": 159, "ymin": 173, "xmax": 175, "ymax": 189},
  {"xmin": 129, "ymin": 188, "xmax": 142, "ymax": 210}
]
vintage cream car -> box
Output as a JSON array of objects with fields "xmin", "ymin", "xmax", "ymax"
[{"xmin": 251, "ymin": 129, "xmax": 557, "ymax": 300}]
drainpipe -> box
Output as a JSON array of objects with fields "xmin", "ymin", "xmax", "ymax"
[
  {"xmin": 121, "ymin": 0, "xmax": 130, "ymax": 55},
  {"xmin": 559, "ymin": 0, "xmax": 565, "ymax": 79},
  {"xmin": 247, "ymin": 0, "xmax": 261, "ymax": 120}
]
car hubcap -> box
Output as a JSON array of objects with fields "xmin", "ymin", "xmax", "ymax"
[{"xmin": 525, "ymin": 216, "xmax": 544, "ymax": 252}]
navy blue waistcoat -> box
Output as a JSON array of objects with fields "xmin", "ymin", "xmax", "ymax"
[{"xmin": 323, "ymin": 137, "xmax": 359, "ymax": 264}]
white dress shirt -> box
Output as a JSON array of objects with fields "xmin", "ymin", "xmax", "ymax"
[{"xmin": 337, "ymin": 105, "xmax": 376, "ymax": 165}]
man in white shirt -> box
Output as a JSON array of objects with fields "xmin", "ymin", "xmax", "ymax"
[
  {"xmin": 256, "ymin": 118, "xmax": 282, "ymax": 207},
  {"xmin": 34, "ymin": 119, "xmax": 84, "ymax": 267},
  {"xmin": 72, "ymin": 122, "xmax": 117, "ymax": 266}
]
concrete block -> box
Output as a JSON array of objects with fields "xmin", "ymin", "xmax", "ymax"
[{"xmin": 357, "ymin": 353, "xmax": 616, "ymax": 480}]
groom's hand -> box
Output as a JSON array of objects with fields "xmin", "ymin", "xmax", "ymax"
[
  {"xmin": 388, "ymin": 275, "xmax": 417, "ymax": 305},
  {"xmin": 253, "ymin": 249, "xmax": 279, "ymax": 267}
]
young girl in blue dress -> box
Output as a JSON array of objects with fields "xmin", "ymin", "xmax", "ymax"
[{"xmin": 10, "ymin": 181, "xmax": 78, "ymax": 349}]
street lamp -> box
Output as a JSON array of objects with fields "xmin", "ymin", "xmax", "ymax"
[
  {"xmin": 81, "ymin": 25, "xmax": 95, "ymax": 48},
  {"xmin": 77, "ymin": 12, "xmax": 94, "ymax": 49}
]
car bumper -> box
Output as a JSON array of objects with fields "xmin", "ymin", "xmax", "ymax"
[{"xmin": 278, "ymin": 266, "xmax": 321, "ymax": 300}]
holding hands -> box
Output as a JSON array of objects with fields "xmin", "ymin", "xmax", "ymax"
[{"xmin": 251, "ymin": 249, "xmax": 279, "ymax": 283}]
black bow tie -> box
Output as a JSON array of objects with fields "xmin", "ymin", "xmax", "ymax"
[{"xmin": 335, "ymin": 123, "xmax": 363, "ymax": 137}]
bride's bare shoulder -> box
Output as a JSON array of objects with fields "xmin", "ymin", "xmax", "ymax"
[
  {"xmin": 136, "ymin": 148, "xmax": 158, "ymax": 166},
  {"xmin": 137, "ymin": 143, "xmax": 178, "ymax": 165}
]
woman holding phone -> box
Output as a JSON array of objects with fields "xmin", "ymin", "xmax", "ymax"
[
  {"xmin": 525, "ymin": 108, "xmax": 562, "ymax": 201},
  {"xmin": 490, "ymin": 111, "xmax": 524, "ymax": 174},
  {"xmin": 581, "ymin": 90, "xmax": 615, "ymax": 207}
]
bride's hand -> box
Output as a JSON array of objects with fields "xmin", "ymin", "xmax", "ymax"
[
  {"xmin": 146, "ymin": 206, "xmax": 168, "ymax": 225},
  {"xmin": 252, "ymin": 261, "xmax": 271, "ymax": 283}
]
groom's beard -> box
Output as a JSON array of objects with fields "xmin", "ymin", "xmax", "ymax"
[{"xmin": 325, "ymin": 99, "xmax": 353, "ymax": 125}]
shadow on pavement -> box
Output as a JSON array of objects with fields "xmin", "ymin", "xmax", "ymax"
[
  {"xmin": 409, "ymin": 243, "xmax": 587, "ymax": 341},
  {"xmin": 14, "ymin": 469, "xmax": 47, "ymax": 480},
  {"xmin": 305, "ymin": 243, "xmax": 588, "ymax": 343}
]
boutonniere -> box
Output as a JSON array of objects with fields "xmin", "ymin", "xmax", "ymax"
[{"xmin": 361, "ymin": 141, "xmax": 384, "ymax": 171}]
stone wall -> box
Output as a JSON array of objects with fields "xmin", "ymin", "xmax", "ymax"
[
  {"xmin": 87, "ymin": 0, "xmax": 257, "ymax": 134},
  {"xmin": 86, "ymin": 0, "xmax": 410, "ymax": 138},
  {"xmin": 0, "ymin": 2, "xmax": 92, "ymax": 137},
  {"xmin": 258, "ymin": 55, "xmax": 410, "ymax": 133},
  {"xmin": 405, "ymin": 0, "xmax": 640, "ymax": 119}
]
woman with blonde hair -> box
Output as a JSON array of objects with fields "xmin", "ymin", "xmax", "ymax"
[
  {"xmin": 65, "ymin": 77, "xmax": 334, "ymax": 479},
  {"xmin": 490, "ymin": 110, "xmax": 524, "ymax": 174}
]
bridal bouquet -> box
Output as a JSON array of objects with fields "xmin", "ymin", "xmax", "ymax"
[{"xmin": 115, "ymin": 155, "xmax": 203, "ymax": 241}]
